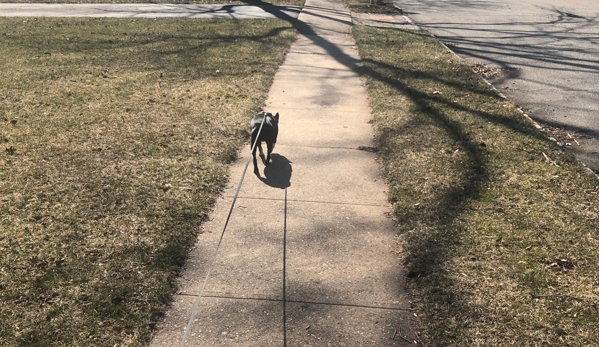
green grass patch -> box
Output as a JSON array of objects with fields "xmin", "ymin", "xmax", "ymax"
[
  {"xmin": 353, "ymin": 26, "xmax": 599, "ymax": 346},
  {"xmin": 0, "ymin": 17, "xmax": 295, "ymax": 346}
]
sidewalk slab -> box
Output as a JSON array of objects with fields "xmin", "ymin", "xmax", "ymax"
[
  {"xmin": 279, "ymin": 147, "xmax": 388, "ymax": 205},
  {"xmin": 266, "ymin": 80, "xmax": 368, "ymax": 114},
  {"xmin": 272, "ymin": 53, "xmax": 361, "ymax": 74},
  {"xmin": 150, "ymin": 295, "xmax": 283, "ymax": 347},
  {"xmin": 276, "ymin": 114, "xmax": 374, "ymax": 148},
  {"xmin": 299, "ymin": 1, "xmax": 353, "ymax": 34},
  {"xmin": 286, "ymin": 302, "xmax": 415, "ymax": 346},
  {"xmin": 289, "ymin": 34, "xmax": 358, "ymax": 56},
  {"xmin": 220, "ymin": 147, "xmax": 386, "ymax": 205},
  {"xmin": 285, "ymin": 200, "xmax": 403, "ymax": 306},
  {"xmin": 180, "ymin": 198, "xmax": 285, "ymax": 298}
]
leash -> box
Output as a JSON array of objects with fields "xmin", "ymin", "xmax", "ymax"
[{"xmin": 179, "ymin": 115, "xmax": 267, "ymax": 347}]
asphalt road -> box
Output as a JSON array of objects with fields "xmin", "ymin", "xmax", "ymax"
[{"xmin": 395, "ymin": 0, "xmax": 599, "ymax": 172}]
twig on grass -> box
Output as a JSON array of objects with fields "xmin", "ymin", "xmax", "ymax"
[
  {"xmin": 542, "ymin": 152, "xmax": 560, "ymax": 167},
  {"xmin": 393, "ymin": 328, "xmax": 412, "ymax": 344},
  {"xmin": 567, "ymin": 133, "xmax": 580, "ymax": 146},
  {"xmin": 399, "ymin": 335, "xmax": 412, "ymax": 344}
]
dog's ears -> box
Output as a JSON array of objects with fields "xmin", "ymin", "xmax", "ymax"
[{"xmin": 274, "ymin": 113, "xmax": 279, "ymax": 121}]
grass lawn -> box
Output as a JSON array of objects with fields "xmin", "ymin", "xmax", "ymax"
[
  {"xmin": 0, "ymin": 17, "xmax": 295, "ymax": 347},
  {"xmin": 353, "ymin": 26, "xmax": 599, "ymax": 346}
]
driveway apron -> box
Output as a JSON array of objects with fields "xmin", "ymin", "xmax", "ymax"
[{"xmin": 149, "ymin": 0, "xmax": 417, "ymax": 345}]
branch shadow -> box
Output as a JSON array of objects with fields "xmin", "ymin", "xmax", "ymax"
[
  {"xmin": 350, "ymin": 25, "xmax": 564, "ymax": 341},
  {"xmin": 245, "ymin": 3, "xmax": 499, "ymax": 340},
  {"xmin": 399, "ymin": 1, "xmax": 599, "ymax": 146}
]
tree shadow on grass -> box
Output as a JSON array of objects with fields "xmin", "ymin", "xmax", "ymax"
[{"xmin": 351, "ymin": 27, "xmax": 553, "ymax": 342}]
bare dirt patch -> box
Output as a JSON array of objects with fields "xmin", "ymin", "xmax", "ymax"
[
  {"xmin": 347, "ymin": 0, "xmax": 402, "ymax": 14},
  {"xmin": 471, "ymin": 62, "xmax": 516, "ymax": 80}
]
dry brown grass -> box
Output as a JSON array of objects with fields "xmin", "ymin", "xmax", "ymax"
[
  {"xmin": 346, "ymin": 0, "xmax": 401, "ymax": 15},
  {"xmin": 353, "ymin": 26, "xmax": 599, "ymax": 346},
  {"xmin": 0, "ymin": 17, "xmax": 295, "ymax": 346}
]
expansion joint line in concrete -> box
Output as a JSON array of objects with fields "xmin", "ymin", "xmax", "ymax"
[
  {"xmin": 288, "ymin": 50, "xmax": 352, "ymax": 57},
  {"xmin": 280, "ymin": 145, "xmax": 369, "ymax": 149},
  {"xmin": 289, "ymin": 51, "xmax": 332, "ymax": 56},
  {"xmin": 283, "ymin": 188, "xmax": 289, "ymax": 346},
  {"xmin": 177, "ymin": 293, "xmax": 414, "ymax": 312},
  {"xmin": 229, "ymin": 196, "xmax": 387, "ymax": 208}
]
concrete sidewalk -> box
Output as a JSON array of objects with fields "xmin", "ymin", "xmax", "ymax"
[
  {"xmin": 149, "ymin": 0, "xmax": 418, "ymax": 345},
  {"xmin": 0, "ymin": 3, "xmax": 301, "ymax": 19}
]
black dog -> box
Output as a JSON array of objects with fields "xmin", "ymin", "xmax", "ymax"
[{"xmin": 250, "ymin": 111, "xmax": 279, "ymax": 173}]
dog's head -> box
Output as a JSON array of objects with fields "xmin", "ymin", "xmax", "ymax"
[
  {"xmin": 252, "ymin": 111, "xmax": 279, "ymax": 128},
  {"xmin": 270, "ymin": 112, "xmax": 279, "ymax": 126},
  {"xmin": 262, "ymin": 111, "xmax": 279, "ymax": 122}
]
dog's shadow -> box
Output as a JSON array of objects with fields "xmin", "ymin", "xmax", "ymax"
[{"xmin": 256, "ymin": 154, "xmax": 292, "ymax": 189}]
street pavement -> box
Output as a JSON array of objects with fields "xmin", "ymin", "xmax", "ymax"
[{"xmin": 395, "ymin": 0, "xmax": 599, "ymax": 172}]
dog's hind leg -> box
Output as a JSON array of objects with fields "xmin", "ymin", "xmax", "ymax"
[
  {"xmin": 252, "ymin": 142, "xmax": 259, "ymax": 174},
  {"xmin": 258, "ymin": 142, "xmax": 266, "ymax": 164},
  {"xmin": 265, "ymin": 142, "xmax": 274, "ymax": 166}
]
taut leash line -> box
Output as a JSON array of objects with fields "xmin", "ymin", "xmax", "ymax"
[{"xmin": 179, "ymin": 116, "xmax": 266, "ymax": 347}]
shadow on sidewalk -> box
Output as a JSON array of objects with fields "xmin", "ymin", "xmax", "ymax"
[{"xmin": 257, "ymin": 154, "xmax": 293, "ymax": 189}]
